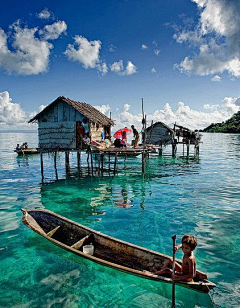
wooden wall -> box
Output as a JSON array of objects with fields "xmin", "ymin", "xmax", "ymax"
[
  {"xmin": 39, "ymin": 101, "xmax": 84, "ymax": 123},
  {"xmin": 38, "ymin": 122, "xmax": 76, "ymax": 149},
  {"xmin": 37, "ymin": 100, "xmax": 109, "ymax": 149},
  {"xmin": 145, "ymin": 124, "xmax": 173, "ymax": 145}
]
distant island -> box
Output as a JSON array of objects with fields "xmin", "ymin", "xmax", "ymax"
[{"xmin": 201, "ymin": 111, "xmax": 240, "ymax": 133}]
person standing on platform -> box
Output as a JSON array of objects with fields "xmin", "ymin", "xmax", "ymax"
[{"xmin": 131, "ymin": 125, "xmax": 139, "ymax": 148}]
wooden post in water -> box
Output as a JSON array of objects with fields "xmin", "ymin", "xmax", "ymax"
[
  {"xmin": 159, "ymin": 144, "xmax": 163, "ymax": 156},
  {"xmin": 172, "ymin": 235, "xmax": 176, "ymax": 308},
  {"xmin": 40, "ymin": 151, "xmax": 44, "ymax": 183},
  {"xmin": 114, "ymin": 152, "xmax": 118, "ymax": 174},
  {"xmin": 172, "ymin": 143, "xmax": 177, "ymax": 157},
  {"xmin": 90, "ymin": 150, "xmax": 93, "ymax": 175},
  {"xmin": 54, "ymin": 151, "xmax": 58, "ymax": 180},
  {"xmin": 65, "ymin": 151, "xmax": 70, "ymax": 173},
  {"xmin": 186, "ymin": 140, "xmax": 190, "ymax": 157},
  {"xmin": 101, "ymin": 153, "xmax": 104, "ymax": 171},
  {"xmin": 54, "ymin": 151, "xmax": 57, "ymax": 169},
  {"xmin": 194, "ymin": 142, "xmax": 199, "ymax": 156},
  {"xmin": 77, "ymin": 151, "xmax": 81, "ymax": 169},
  {"xmin": 98, "ymin": 154, "xmax": 101, "ymax": 172},
  {"xmin": 142, "ymin": 150, "xmax": 146, "ymax": 174}
]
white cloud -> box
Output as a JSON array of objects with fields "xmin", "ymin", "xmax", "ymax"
[
  {"xmin": 0, "ymin": 20, "xmax": 66, "ymax": 75},
  {"xmin": 151, "ymin": 67, "xmax": 157, "ymax": 73},
  {"xmin": 64, "ymin": 37, "xmax": 136, "ymax": 75},
  {"xmin": 211, "ymin": 75, "xmax": 221, "ymax": 81},
  {"xmin": 39, "ymin": 21, "xmax": 67, "ymax": 40},
  {"xmin": 109, "ymin": 44, "xmax": 117, "ymax": 52},
  {"xmin": 94, "ymin": 104, "xmax": 111, "ymax": 115},
  {"xmin": 37, "ymin": 8, "xmax": 51, "ymax": 20},
  {"xmin": 0, "ymin": 91, "xmax": 27, "ymax": 127},
  {"xmin": 110, "ymin": 60, "xmax": 123, "ymax": 74},
  {"xmin": 154, "ymin": 49, "xmax": 160, "ymax": 56},
  {"xmin": 141, "ymin": 44, "xmax": 148, "ymax": 50},
  {"xmin": 1, "ymin": 92, "xmax": 239, "ymax": 131},
  {"xmin": 174, "ymin": 0, "xmax": 240, "ymax": 77},
  {"xmin": 112, "ymin": 96, "xmax": 239, "ymax": 131},
  {"xmin": 125, "ymin": 61, "xmax": 137, "ymax": 75},
  {"xmin": 97, "ymin": 62, "xmax": 108, "ymax": 75},
  {"xmin": 110, "ymin": 60, "xmax": 137, "ymax": 76},
  {"xmin": 64, "ymin": 36, "xmax": 101, "ymax": 69}
]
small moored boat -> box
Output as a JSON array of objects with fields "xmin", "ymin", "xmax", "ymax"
[
  {"xmin": 21, "ymin": 208, "xmax": 216, "ymax": 293},
  {"xmin": 14, "ymin": 148, "xmax": 40, "ymax": 155}
]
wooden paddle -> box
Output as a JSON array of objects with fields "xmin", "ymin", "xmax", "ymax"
[{"xmin": 172, "ymin": 235, "xmax": 176, "ymax": 308}]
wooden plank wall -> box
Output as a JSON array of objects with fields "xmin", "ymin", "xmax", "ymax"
[
  {"xmin": 40, "ymin": 101, "xmax": 84, "ymax": 123},
  {"xmin": 37, "ymin": 101, "xmax": 109, "ymax": 148},
  {"xmin": 38, "ymin": 122, "xmax": 76, "ymax": 149},
  {"xmin": 146, "ymin": 125, "xmax": 173, "ymax": 145}
]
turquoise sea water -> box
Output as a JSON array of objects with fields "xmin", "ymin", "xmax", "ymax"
[{"xmin": 0, "ymin": 131, "xmax": 239, "ymax": 308}]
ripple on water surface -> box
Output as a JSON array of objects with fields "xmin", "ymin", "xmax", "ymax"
[{"xmin": 0, "ymin": 132, "xmax": 240, "ymax": 307}]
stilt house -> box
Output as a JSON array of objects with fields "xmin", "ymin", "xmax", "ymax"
[
  {"xmin": 28, "ymin": 96, "xmax": 114, "ymax": 149},
  {"xmin": 173, "ymin": 123, "xmax": 201, "ymax": 144},
  {"xmin": 145, "ymin": 122, "xmax": 174, "ymax": 146}
]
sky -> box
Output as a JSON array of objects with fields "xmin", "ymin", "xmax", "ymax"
[{"xmin": 0, "ymin": 0, "xmax": 239, "ymax": 131}]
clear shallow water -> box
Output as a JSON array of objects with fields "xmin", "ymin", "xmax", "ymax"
[{"xmin": 0, "ymin": 131, "xmax": 239, "ymax": 308}]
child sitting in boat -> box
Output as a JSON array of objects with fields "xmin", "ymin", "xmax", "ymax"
[
  {"xmin": 149, "ymin": 235, "xmax": 198, "ymax": 282},
  {"xmin": 20, "ymin": 143, "xmax": 26, "ymax": 150}
]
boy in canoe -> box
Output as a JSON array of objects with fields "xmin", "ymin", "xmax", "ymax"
[{"xmin": 147, "ymin": 235, "xmax": 198, "ymax": 282}]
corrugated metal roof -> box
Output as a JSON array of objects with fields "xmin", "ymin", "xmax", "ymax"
[{"xmin": 28, "ymin": 96, "xmax": 114, "ymax": 126}]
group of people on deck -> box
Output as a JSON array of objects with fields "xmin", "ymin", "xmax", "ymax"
[
  {"xmin": 16, "ymin": 142, "xmax": 28, "ymax": 150},
  {"xmin": 114, "ymin": 125, "xmax": 139, "ymax": 148},
  {"xmin": 77, "ymin": 120, "xmax": 140, "ymax": 149}
]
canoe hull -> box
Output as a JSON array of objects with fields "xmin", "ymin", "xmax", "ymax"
[
  {"xmin": 14, "ymin": 148, "xmax": 40, "ymax": 155},
  {"xmin": 21, "ymin": 208, "xmax": 216, "ymax": 293}
]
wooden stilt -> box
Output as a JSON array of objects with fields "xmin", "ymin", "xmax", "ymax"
[
  {"xmin": 98, "ymin": 154, "xmax": 101, "ymax": 172},
  {"xmin": 187, "ymin": 140, "xmax": 190, "ymax": 157},
  {"xmin": 90, "ymin": 150, "xmax": 93, "ymax": 175},
  {"xmin": 54, "ymin": 151, "xmax": 58, "ymax": 180},
  {"xmin": 142, "ymin": 151, "xmax": 146, "ymax": 174},
  {"xmin": 65, "ymin": 151, "xmax": 70, "ymax": 173},
  {"xmin": 172, "ymin": 144, "xmax": 177, "ymax": 157},
  {"xmin": 195, "ymin": 142, "xmax": 199, "ymax": 156},
  {"xmin": 101, "ymin": 154, "xmax": 104, "ymax": 170},
  {"xmin": 159, "ymin": 144, "xmax": 163, "ymax": 156},
  {"xmin": 40, "ymin": 151, "xmax": 44, "ymax": 182},
  {"xmin": 114, "ymin": 153, "xmax": 118, "ymax": 174},
  {"xmin": 77, "ymin": 151, "xmax": 80, "ymax": 169}
]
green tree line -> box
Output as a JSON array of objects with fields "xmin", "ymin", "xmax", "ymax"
[{"xmin": 202, "ymin": 111, "xmax": 240, "ymax": 133}]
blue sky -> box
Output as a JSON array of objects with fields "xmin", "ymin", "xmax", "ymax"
[{"xmin": 0, "ymin": 0, "xmax": 239, "ymax": 130}]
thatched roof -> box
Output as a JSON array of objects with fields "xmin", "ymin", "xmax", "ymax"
[{"xmin": 28, "ymin": 96, "xmax": 114, "ymax": 126}]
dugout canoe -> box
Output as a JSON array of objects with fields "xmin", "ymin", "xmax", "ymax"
[
  {"xmin": 14, "ymin": 148, "xmax": 40, "ymax": 155},
  {"xmin": 21, "ymin": 208, "xmax": 216, "ymax": 293}
]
